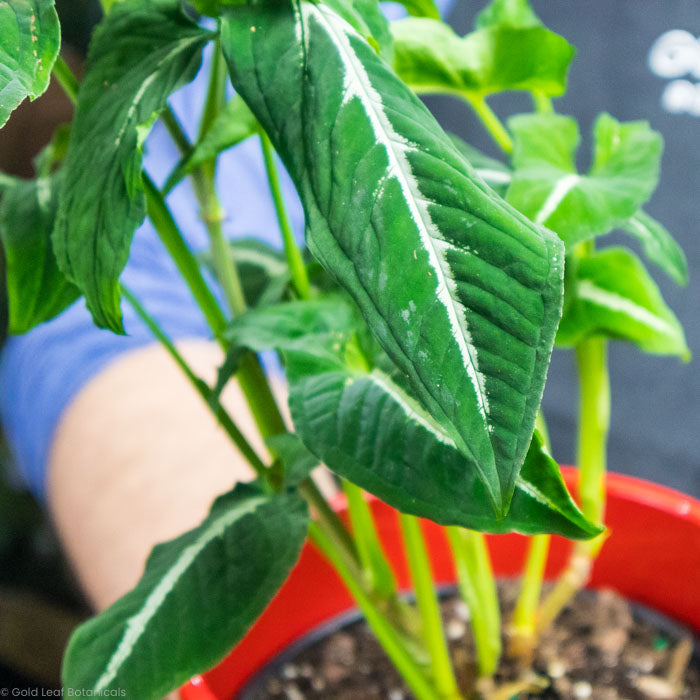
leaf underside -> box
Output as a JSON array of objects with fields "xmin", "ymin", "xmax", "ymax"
[{"xmin": 221, "ymin": 0, "xmax": 564, "ymax": 515}]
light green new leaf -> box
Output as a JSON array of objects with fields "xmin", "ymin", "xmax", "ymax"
[
  {"xmin": 288, "ymin": 355, "xmax": 600, "ymax": 539},
  {"xmin": 52, "ymin": 0, "xmax": 213, "ymax": 332},
  {"xmin": 163, "ymin": 96, "xmax": 258, "ymax": 194},
  {"xmin": 222, "ymin": 1, "xmax": 565, "ymax": 515},
  {"xmin": 621, "ymin": 210, "xmax": 688, "ymax": 286},
  {"xmin": 475, "ymin": 0, "xmax": 540, "ymax": 29},
  {"xmin": 0, "ymin": 173, "xmax": 80, "ymax": 333},
  {"xmin": 394, "ymin": 0, "xmax": 441, "ymax": 20},
  {"xmin": 0, "ymin": 0, "xmax": 60, "ymax": 128},
  {"xmin": 507, "ymin": 113, "xmax": 663, "ymax": 247},
  {"xmin": 391, "ymin": 17, "xmax": 574, "ymax": 99},
  {"xmin": 62, "ymin": 482, "xmax": 309, "ymax": 699},
  {"xmin": 557, "ymin": 247, "xmax": 688, "ymax": 358}
]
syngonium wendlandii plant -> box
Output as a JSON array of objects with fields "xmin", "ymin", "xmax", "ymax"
[{"xmin": 0, "ymin": 0, "xmax": 689, "ymax": 697}]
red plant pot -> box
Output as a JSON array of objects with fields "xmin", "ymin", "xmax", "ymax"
[{"xmin": 181, "ymin": 469, "xmax": 700, "ymax": 700}]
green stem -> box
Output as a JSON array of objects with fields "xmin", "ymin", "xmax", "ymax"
[
  {"xmin": 468, "ymin": 96, "xmax": 513, "ymax": 154},
  {"xmin": 309, "ymin": 522, "xmax": 439, "ymax": 700},
  {"xmin": 260, "ymin": 132, "xmax": 311, "ymax": 300},
  {"xmin": 400, "ymin": 515, "xmax": 462, "ymax": 699},
  {"xmin": 52, "ymin": 56, "xmax": 79, "ymax": 104},
  {"xmin": 343, "ymin": 481, "xmax": 396, "ymax": 598},
  {"xmin": 446, "ymin": 527, "xmax": 501, "ymax": 677},
  {"xmin": 142, "ymin": 174, "xmax": 228, "ymax": 339},
  {"xmin": 575, "ymin": 336, "xmax": 610, "ymax": 524},
  {"xmin": 532, "ymin": 92, "xmax": 554, "ymax": 115},
  {"xmin": 161, "ymin": 106, "xmax": 193, "ymax": 158},
  {"xmin": 121, "ymin": 284, "xmax": 269, "ymax": 481}
]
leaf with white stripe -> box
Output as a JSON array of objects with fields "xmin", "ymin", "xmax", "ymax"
[
  {"xmin": 507, "ymin": 113, "xmax": 663, "ymax": 248},
  {"xmin": 62, "ymin": 482, "xmax": 309, "ymax": 699},
  {"xmin": 221, "ymin": 0, "xmax": 565, "ymax": 515},
  {"xmin": 52, "ymin": 0, "xmax": 213, "ymax": 332},
  {"xmin": 391, "ymin": 16, "xmax": 574, "ymax": 99},
  {"xmin": 288, "ymin": 354, "xmax": 601, "ymax": 539},
  {"xmin": 621, "ymin": 210, "xmax": 688, "ymax": 286},
  {"xmin": 0, "ymin": 0, "xmax": 60, "ymax": 128},
  {"xmin": 557, "ymin": 247, "xmax": 688, "ymax": 358},
  {"xmin": 222, "ymin": 299, "xmax": 599, "ymax": 537}
]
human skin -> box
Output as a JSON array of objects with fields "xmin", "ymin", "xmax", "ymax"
[{"xmin": 47, "ymin": 339, "xmax": 336, "ymax": 610}]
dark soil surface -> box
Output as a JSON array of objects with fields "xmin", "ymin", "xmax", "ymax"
[{"xmin": 243, "ymin": 583, "xmax": 700, "ymax": 699}]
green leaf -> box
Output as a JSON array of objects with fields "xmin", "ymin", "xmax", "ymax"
[
  {"xmin": 557, "ymin": 247, "xmax": 688, "ymax": 358},
  {"xmin": 222, "ymin": 0, "xmax": 565, "ymax": 515},
  {"xmin": 201, "ymin": 238, "xmax": 292, "ymax": 309},
  {"xmin": 289, "ymin": 356, "xmax": 600, "ymax": 539},
  {"xmin": 394, "ymin": 0, "xmax": 441, "ymax": 21},
  {"xmin": 621, "ymin": 210, "xmax": 688, "ymax": 286},
  {"xmin": 33, "ymin": 122, "xmax": 71, "ymax": 176},
  {"xmin": 390, "ymin": 17, "xmax": 574, "ymax": 98},
  {"xmin": 52, "ymin": 0, "xmax": 213, "ymax": 332},
  {"xmin": 449, "ymin": 134, "xmax": 512, "ymax": 196},
  {"xmin": 0, "ymin": 0, "xmax": 60, "ymax": 128},
  {"xmin": 266, "ymin": 432, "xmax": 320, "ymax": 487},
  {"xmin": 62, "ymin": 482, "xmax": 308, "ymax": 699},
  {"xmin": 0, "ymin": 173, "xmax": 80, "ymax": 334},
  {"xmin": 507, "ymin": 113, "xmax": 663, "ymax": 247},
  {"xmin": 220, "ymin": 300, "xmax": 598, "ymax": 537},
  {"xmin": 475, "ymin": 0, "xmax": 541, "ymax": 29},
  {"xmin": 224, "ymin": 298, "xmax": 358, "ymax": 369},
  {"xmin": 163, "ymin": 96, "xmax": 258, "ymax": 194}
]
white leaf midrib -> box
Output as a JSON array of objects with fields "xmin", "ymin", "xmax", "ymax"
[{"xmin": 93, "ymin": 495, "xmax": 266, "ymax": 692}]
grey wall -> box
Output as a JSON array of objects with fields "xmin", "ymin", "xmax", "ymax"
[{"xmin": 430, "ymin": 1, "xmax": 700, "ymax": 495}]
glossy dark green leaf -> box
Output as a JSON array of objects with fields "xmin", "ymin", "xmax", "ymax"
[
  {"xmin": 163, "ymin": 96, "xmax": 258, "ymax": 194},
  {"xmin": 507, "ymin": 113, "xmax": 663, "ymax": 247},
  {"xmin": 391, "ymin": 17, "xmax": 574, "ymax": 98},
  {"xmin": 266, "ymin": 432, "xmax": 320, "ymax": 487},
  {"xmin": 449, "ymin": 134, "xmax": 512, "ymax": 196},
  {"xmin": 289, "ymin": 354, "xmax": 600, "ymax": 539},
  {"xmin": 557, "ymin": 247, "xmax": 688, "ymax": 358},
  {"xmin": 621, "ymin": 210, "xmax": 688, "ymax": 286},
  {"xmin": 0, "ymin": 173, "xmax": 80, "ymax": 333},
  {"xmin": 52, "ymin": 0, "xmax": 212, "ymax": 332},
  {"xmin": 222, "ymin": 1, "xmax": 565, "ymax": 515},
  {"xmin": 220, "ymin": 300, "xmax": 597, "ymax": 537},
  {"xmin": 62, "ymin": 482, "xmax": 308, "ymax": 699},
  {"xmin": 0, "ymin": 0, "xmax": 60, "ymax": 128},
  {"xmin": 475, "ymin": 0, "xmax": 540, "ymax": 29}
]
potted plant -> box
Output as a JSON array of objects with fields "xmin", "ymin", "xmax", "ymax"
[{"xmin": 0, "ymin": 0, "xmax": 696, "ymax": 698}]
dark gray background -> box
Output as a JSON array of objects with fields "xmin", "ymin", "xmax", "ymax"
[{"xmin": 429, "ymin": 1, "xmax": 700, "ymax": 495}]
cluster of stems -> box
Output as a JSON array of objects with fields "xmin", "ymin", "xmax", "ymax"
[{"xmin": 53, "ymin": 13, "xmax": 610, "ymax": 695}]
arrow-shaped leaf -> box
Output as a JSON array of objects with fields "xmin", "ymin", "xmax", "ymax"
[
  {"xmin": 507, "ymin": 112, "xmax": 663, "ymax": 247},
  {"xmin": 221, "ymin": 0, "xmax": 565, "ymax": 515},
  {"xmin": 391, "ymin": 16, "xmax": 574, "ymax": 99},
  {"xmin": 557, "ymin": 247, "xmax": 689, "ymax": 358},
  {"xmin": 62, "ymin": 483, "xmax": 308, "ymax": 699},
  {"xmin": 0, "ymin": 0, "xmax": 60, "ymax": 128},
  {"xmin": 52, "ymin": 0, "xmax": 212, "ymax": 332}
]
